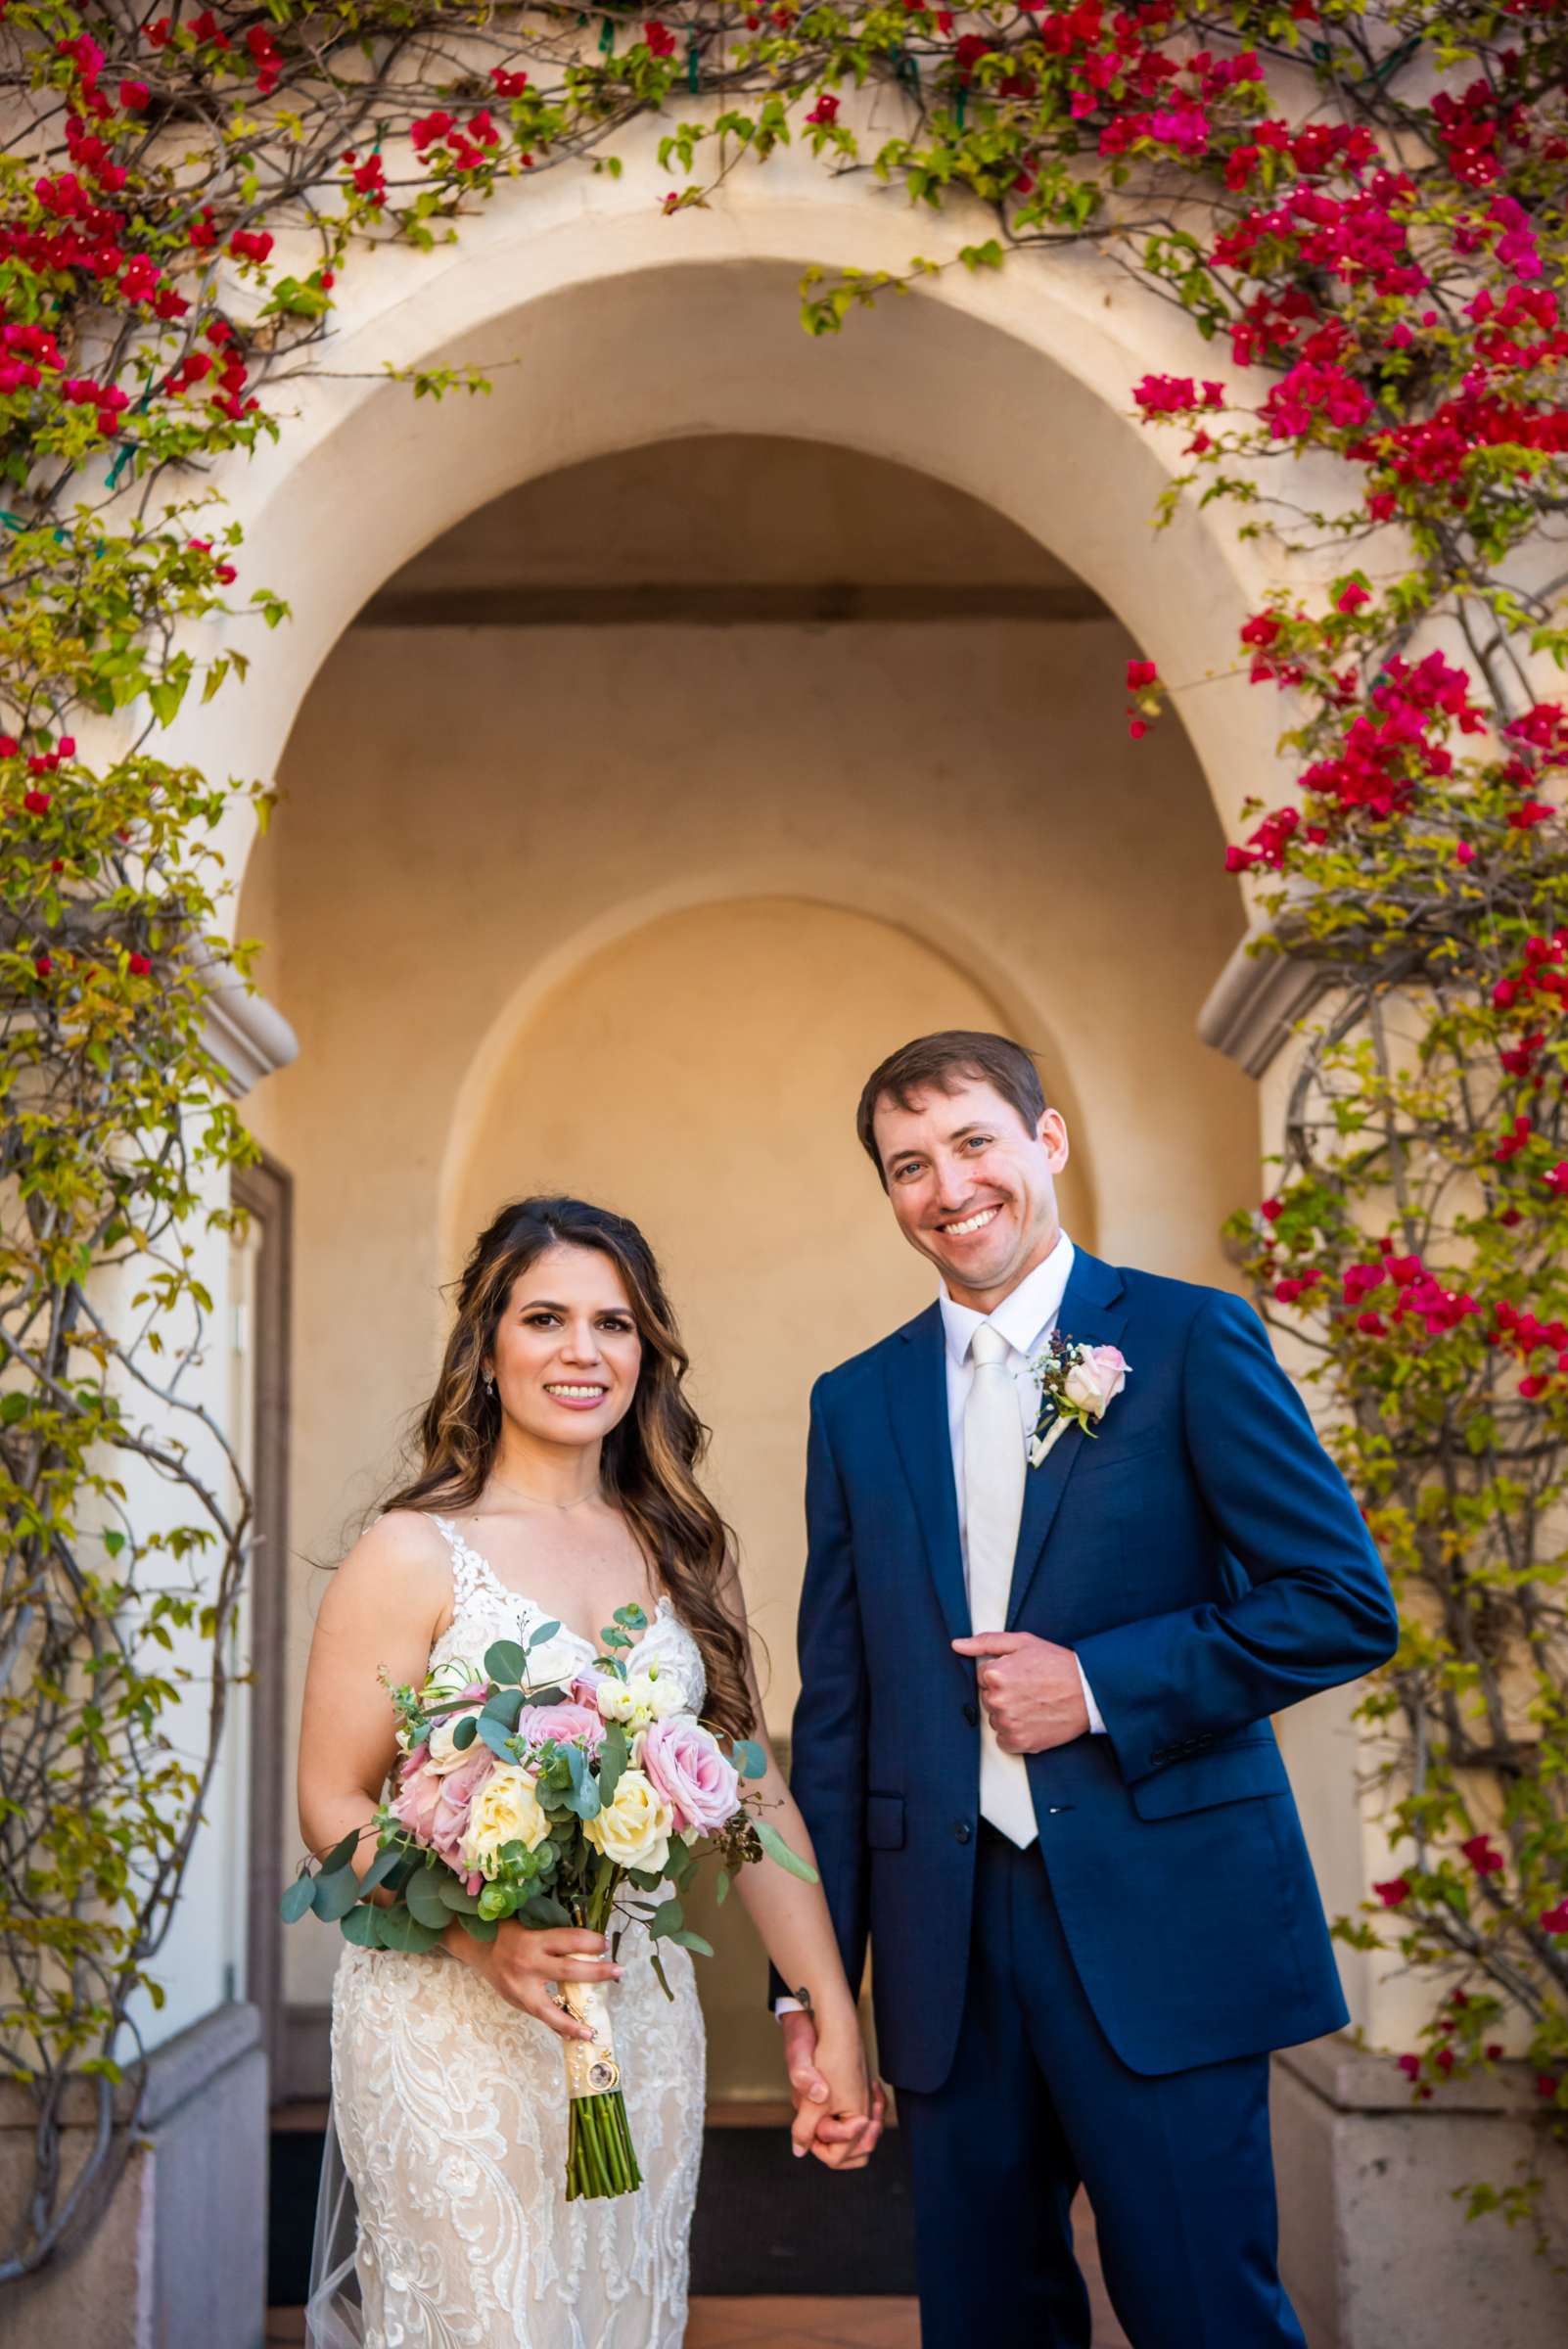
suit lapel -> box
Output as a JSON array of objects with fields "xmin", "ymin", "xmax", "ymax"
[
  {"xmin": 883, "ymin": 1304, "xmax": 969, "ymax": 1645},
  {"xmin": 1005, "ymin": 1250, "xmax": 1129, "ymax": 1631}
]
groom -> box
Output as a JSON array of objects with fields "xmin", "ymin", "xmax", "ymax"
[{"xmin": 776, "ymin": 1031, "xmax": 1399, "ymax": 2348}]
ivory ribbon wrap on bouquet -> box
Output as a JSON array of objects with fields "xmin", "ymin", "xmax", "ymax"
[{"xmin": 559, "ymin": 1977, "xmax": 622, "ymax": 2098}]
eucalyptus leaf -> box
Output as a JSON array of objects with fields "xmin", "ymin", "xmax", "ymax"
[
  {"xmin": 647, "ymin": 1900, "xmax": 685, "ymax": 1941},
  {"xmin": 522, "ymin": 1893, "xmax": 573, "ymax": 1928},
  {"xmin": 376, "ymin": 1907, "xmax": 444, "ymax": 1954},
  {"xmin": 598, "ymin": 1722, "xmax": 628, "ymax": 1810},
  {"xmin": 649, "ymin": 1951, "xmax": 673, "ymax": 2003},
  {"xmin": 323, "ymin": 1827, "xmax": 361, "ymax": 1873},
  {"xmin": 484, "ymin": 1637, "xmax": 527, "ymax": 1685},
  {"xmin": 715, "ymin": 1870, "xmax": 731, "ymax": 1908},
  {"xmin": 340, "ymin": 1904, "xmax": 383, "ymax": 1950},
  {"xmin": 438, "ymin": 1876, "xmax": 482, "ymax": 1913},
  {"xmin": 669, "ymin": 1929, "xmax": 714, "ymax": 1957},
  {"xmin": 755, "ymin": 1818, "xmax": 819, "ymax": 1884},
  {"xmin": 405, "ymin": 1868, "xmax": 453, "ymax": 1929},
  {"xmin": 279, "ymin": 1873, "xmax": 315, "ymax": 1924},
  {"xmin": 525, "ymin": 1619, "xmax": 562, "ymax": 1651},
  {"xmin": 360, "ymin": 1844, "xmax": 403, "ymax": 1895},
  {"xmin": 452, "ymin": 1715, "xmax": 478, "ymax": 1750},
  {"xmin": 313, "ymin": 1865, "xmax": 368, "ymax": 1922},
  {"xmin": 456, "ymin": 1911, "xmax": 498, "ymax": 1943},
  {"xmin": 478, "ymin": 1716, "xmax": 518, "ymax": 1761},
  {"xmin": 731, "ymin": 1739, "xmax": 767, "ymax": 1781},
  {"xmin": 482, "ymin": 1687, "xmax": 525, "ymax": 1730}
]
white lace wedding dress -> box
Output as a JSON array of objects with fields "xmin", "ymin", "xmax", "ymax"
[{"xmin": 305, "ymin": 1515, "xmax": 708, "ymax": 2349}]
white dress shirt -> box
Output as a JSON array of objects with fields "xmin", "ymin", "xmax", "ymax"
[{"xmin": 939, "ymin": 1232, "xmax": 1106, "ymax": 1736}]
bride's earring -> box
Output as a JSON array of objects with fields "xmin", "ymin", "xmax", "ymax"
[{"xmin": 482, "ymin": 1368, "xmax": 495, "ymax": 1395}]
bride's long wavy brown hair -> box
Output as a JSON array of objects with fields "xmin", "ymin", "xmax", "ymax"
[{"xmin": 383, "ymin": 1196, "xmax": 755, "ymax": 1742}]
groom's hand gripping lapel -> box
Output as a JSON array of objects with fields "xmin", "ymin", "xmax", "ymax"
[{"xmin": 950, "ymin": 1631, "xmax": 1089, "ymax": 1751}]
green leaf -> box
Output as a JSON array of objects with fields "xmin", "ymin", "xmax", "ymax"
[
  {"xmin": 376, "ymin": 1907, "xmax": 445, "ymax": 1954},
  {"xmin": 715, "ymin": 1870, "xmax": 731, "ymax": 1907},
  {"xmin": 482, "ymin": 1687, "xmax": 525, "ymax": 1730},
  {"xmin": 521, "ymin": 1893, "xmax": 572, "ymax": 1928},
  {"xmin": 647, "ymin": 1900, "xmax": 685, "ymax": 1941},
  {"xmin": 565, "ymin": 1743, "xmax": 601, "ymax": 1819},
  {"xmin": 452, "ymin": 1715, "xmax": 478, "ymax": 1750},
  {"xmin": 526, "ymin": 1619, "xmax": 562, "ymax": 1651},
  {"xmin": 455, "ymin": 1911, "xmax": 498, "ymax": 1943},
  {"xmin": 650, "ymin": 1950, "xmax": 673, "ymax": 2002},
  {"xmin": 405, "ymin": 1868, "xmax": 454, "ymax": 1929},
  {"xmin": 360, "ymin": 1844, "xmax": 403, "ymax": 1895},
  {"xmin": 313, "ymin": 1865, "xmax": 367, "ymax": 1922},
  {"xmin": 668, "ymin": 1929, "xmax": 714, "ymax": 1957},
  {"xmin": 478, "ymin": 1717, "xmax": 518, "ymax": 1761},
  {"xmin": 598, "ymin": 1722, "xmax": 628, "ymax": 1810},
  {"xmin": 322, "ymin": 1827, "xmax": 361, "ymax": 1873},
  {"xmin": 755, "ymin": 1819, "xmax": 818, "ymax": 1884},
  {"xmin": 438, "ymin": 1875, "xmax": 482, "ymax": 1913},
  {"xmin": 279, "ymin": 1873, "xmax": 315, "ymax": 1924},
  {"xmin": 731, "ymin": 1739, "xmax": 767, "ymax": 1780},
  {"xmin": 484, "ymin": 1638, "xmax": 528, "ymax": 1685},
  {"xmin": 340, "ymin": 1904, "xmax": 383, "ymax": 1949}
]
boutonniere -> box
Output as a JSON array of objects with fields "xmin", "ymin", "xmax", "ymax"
[{"xmin": 1027, "ymin": 1335, "xmax": 1131, "ymax": 1467}]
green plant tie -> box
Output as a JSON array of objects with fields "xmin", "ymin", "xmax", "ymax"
[
  {"xmin": 600, "ymin": 16, "xmax": 615, "ymax": 53},
  {"xmin": 687, "ymin": 35, "xmax": 700, "ymax": 89}
]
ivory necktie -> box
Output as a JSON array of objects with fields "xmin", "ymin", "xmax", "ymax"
[{"xmin": 964, "ymin": 1321, "xmax": 1038, "ymax": 1847}]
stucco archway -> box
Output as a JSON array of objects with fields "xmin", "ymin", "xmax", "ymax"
[{"xmin": 159, "ymin": 157, "xmax": 1306, "ymax": 890}]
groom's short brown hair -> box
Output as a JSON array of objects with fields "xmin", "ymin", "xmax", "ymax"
[{"xmin": 856, "ymin": 1032, "xmax": 1048, "ymax": 1185}]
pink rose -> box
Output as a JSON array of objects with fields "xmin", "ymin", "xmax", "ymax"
[
  {"xmin": 389, "ymin": 1749, "xmax": 442, "ymax": 1846},
  {"xmin": 1062, "ymin": 1344, "xmax": 1129, "ymax": 1418},
  {"xmin": 518, "ymin": 1699, "xmax": 605, "ymax": 1756},
  {"xmin": 428, "ymin": 1747, "xmax": 496, "ymax": 1870},
  {"xmin": 391, "ymin": 1743, "xmax": 495, "ymax": 1872},
  {"xmin": 641, "ymin": 1718, "xmax": 740, "ymax": 1836}
]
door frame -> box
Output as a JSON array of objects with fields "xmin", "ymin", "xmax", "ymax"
[{"xmin": 234, "ymin": 1151, "xmax": 294, "ymax": 2093}]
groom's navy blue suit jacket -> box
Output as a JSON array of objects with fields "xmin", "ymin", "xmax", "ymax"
[{"xmin": 784, "ymin": 1249, "xmax": 1400, "ymax": 2095}]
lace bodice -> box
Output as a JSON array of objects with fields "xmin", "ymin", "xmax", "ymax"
[{"xmin": 427, "ymin": 1513, "xmax": 708, "ymax": 1715}]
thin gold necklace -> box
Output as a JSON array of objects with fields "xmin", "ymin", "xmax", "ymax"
[{"xmin": 488, "ymin": 1472, "xmax": 601, "ymax": 1514}]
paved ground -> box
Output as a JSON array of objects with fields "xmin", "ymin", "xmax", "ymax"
[{"xmin": 265, "ymin": 2102, "xmax": 1130, "ymax": 2347}]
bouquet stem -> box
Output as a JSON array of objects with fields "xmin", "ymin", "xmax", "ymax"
[{"xmin": 559, "ymin": 1972, "xmax": 642, "ymax": 2201}]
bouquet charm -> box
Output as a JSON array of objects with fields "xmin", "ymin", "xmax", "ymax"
[{"xmin": 284, "ymin": 1603, "xmax": 812, "ymax": 2202}]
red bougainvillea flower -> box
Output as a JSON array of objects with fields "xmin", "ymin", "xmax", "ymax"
[
  {"xmin": 804, "ymin": 92, "xmax": 840, "ymax": 126},
  {"xmin": 23, "ymin": 790, "xmax": 51, "ymax": 815},
  {"xmin": 643, "ymin": 20, "xmax": 677, "ymax": 57},
  {"xmin": 127, "ymin": 952, "xmax": 152, "ymax": 977},
  {"xmin": 1459, "ymin": 1834, "xmax": 1505, "ymax": 1875},
  {"xmin": 1540, "ymin": 1900, "xmax": 1568, "ymax": 1935},
  {"xmin": 1127, "ymin": 659, "xmax": 1158, "ymax": 688},
  {"xmin": 1373, "ymin": 1877, "xmax": 1410, "ymax": 1907},
  {"xmin": 1397, "ymin": 2053, "xmax": 1421, "ymax": 2081}
]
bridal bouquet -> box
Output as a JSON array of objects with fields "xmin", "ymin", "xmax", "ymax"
[{"xmin": 282, "ymin": 1607, "xmax": 811, "ymax": 2201}]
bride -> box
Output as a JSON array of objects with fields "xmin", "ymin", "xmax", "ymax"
[{"xmin": 296, "ymin": 1194, "xmax": 883, "ymax": 2349}]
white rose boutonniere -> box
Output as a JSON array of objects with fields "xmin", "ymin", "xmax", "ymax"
[{"xmin": 1028, "ymin": 1335, "xmax": 1130, "ymax": 1466}]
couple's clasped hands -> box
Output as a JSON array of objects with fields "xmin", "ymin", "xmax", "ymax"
[{"xmin": 780, "ymin": 2010, "xmax": 886, "ymax": 2168}]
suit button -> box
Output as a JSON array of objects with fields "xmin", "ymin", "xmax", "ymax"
[
  {"xmin": 963, "ymin": 1702, "xmax": 979, "ymax": 1727},
  {"xmin": 953, "ymin": 1821, "xmax": 973, "ymax": 1844}
]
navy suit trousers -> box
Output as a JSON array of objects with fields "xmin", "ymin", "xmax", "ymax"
[{"xmin": 895, "ymin": 1825, "xmax": 1308, "ymax": 2349}]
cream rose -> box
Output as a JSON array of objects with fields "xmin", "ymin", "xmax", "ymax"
[
  {"xmin": 426, "ymin": 1707, "xmax": 484, "ymax": 1775},
  {"xmin": 583, "ymin": 1768, "xmax": 673, "ymax": 1872},
  {"xmin": 460, "ymin": 1764, "xmax": 551, "ymax": 1879},
  {"xmin": 594, "ymin": 1670, "xmax": 683, "ymax": 1730}
]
